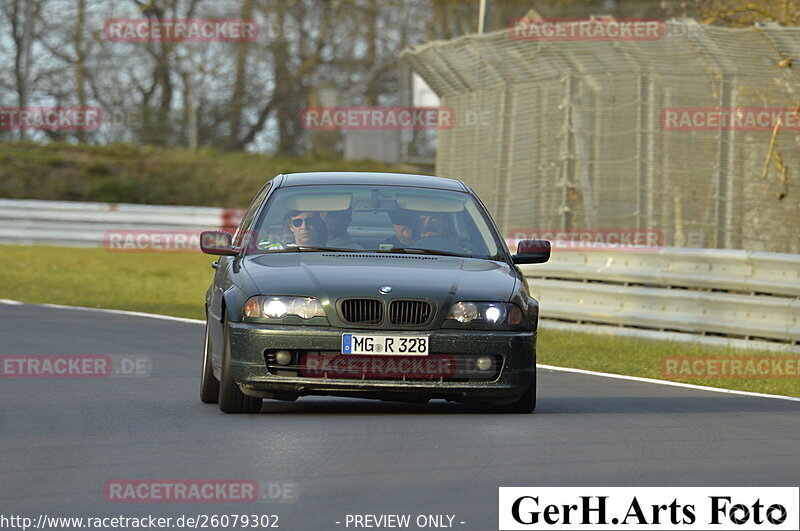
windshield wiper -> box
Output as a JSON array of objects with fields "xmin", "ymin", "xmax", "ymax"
[
  {"xmin": 376, "ymin": 247, "xmax": 471, "ymax": 258},
  {"xmin": 258, "ymin": 246, "xmax": 364, "ymax": 254},
  {"xmin": 257, "ymin": 245, "xmax": 473, "ymax": 257}
]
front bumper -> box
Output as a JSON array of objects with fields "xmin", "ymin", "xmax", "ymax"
[{"xmin": 227, "ymin": 322, "xmax": 536, "ymax": 405}]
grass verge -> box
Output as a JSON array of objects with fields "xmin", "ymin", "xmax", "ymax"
[
  {"xmin": 1, "ymin": 244, "xmax": 797, "ymax": 398},
  {"xmin": 540, "ymin": 330, "xmax": 798, "ymax": 397},
  {"xmin": 0, "ymin": 244, "xmax": 212, "ymax": 319}
]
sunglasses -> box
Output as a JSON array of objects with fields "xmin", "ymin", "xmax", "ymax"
[{"xmin": 291, "ymin": 217, "xmax": 318, "ymax": 228}]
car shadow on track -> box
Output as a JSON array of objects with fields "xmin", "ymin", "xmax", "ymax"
[{"xmin": 254, "ymin": 398, "xmax": 500, "ymax": 415}]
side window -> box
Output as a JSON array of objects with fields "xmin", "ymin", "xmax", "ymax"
[{"xmin": 233, "ymin": 180, "xmax": 273, "ymax": 247}]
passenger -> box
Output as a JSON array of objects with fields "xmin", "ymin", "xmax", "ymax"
[
  {"xmin": 320, "ymin": 208, "xmax": 363, "ymax": 249},
  {"xmin": 410, "ymin": 211, "xmax": 464, "ymax": 254},
  {"xmin": 383, "ymin": 209, "xmax": 417, "ymax": 248}
]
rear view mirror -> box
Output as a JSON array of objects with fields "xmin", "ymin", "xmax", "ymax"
[
  {"xmin": 512, "ymin": 239, "xmax": 550, "ymax": 264},
  {"xmin": 200, "ymin": 231, "xmax": 238, "ymax": 256}
]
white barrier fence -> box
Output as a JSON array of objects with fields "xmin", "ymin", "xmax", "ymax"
[
  {"xmin": 519, "ymin": 247, "xmax": 800, "ymax": 346},
  {"xmin": 1, "ymin": 199, "xmax": 798, "ymax": 347},
  {"xmin": 0, "ymin": 198, "xmax": 242, "ymax": 247}
]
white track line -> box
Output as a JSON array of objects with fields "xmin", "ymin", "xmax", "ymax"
[
  {"xmin": 0, "ymin": 299, "xmax": 203, "ymax": 324},
  {"xmin": 1, "ymin": 298, "xmax": 798, "ymax": 403}
]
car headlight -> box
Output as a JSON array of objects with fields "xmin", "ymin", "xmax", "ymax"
[
  {"xmin": 445, "ymin": 302, "xmax": 524, "ymax": 327},
  {"xmin": 243, "ymin": 296, "xmax": 325, "ymax": 319}
]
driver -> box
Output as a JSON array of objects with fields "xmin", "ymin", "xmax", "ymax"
[{"xmin": 287, "ymin": 210, "xmax": 326, "ymax": 247}]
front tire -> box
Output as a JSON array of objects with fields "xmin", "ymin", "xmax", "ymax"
[
  {"xmin": 218, "ymin": 322, "xmax": 262, "ymax": 414},
  {"xmin": 200, "ymin": 322, "xmax": 220, "ymax": 403}
]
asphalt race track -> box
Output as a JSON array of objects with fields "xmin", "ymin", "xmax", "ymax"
[{"xmin": 1, "ymin": 302, "xmax": 798, "ymax": 530}]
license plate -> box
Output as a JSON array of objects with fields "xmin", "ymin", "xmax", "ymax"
[{"xmin": 341, "ymin": 334, "xmax": 429, "ymax": 355}]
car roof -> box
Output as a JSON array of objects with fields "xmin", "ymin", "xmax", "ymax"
[{"xmin": 277, "ymin": 172, "xmax": 467, "ymax": 191}]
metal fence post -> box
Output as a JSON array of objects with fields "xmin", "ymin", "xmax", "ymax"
[
  {"xmin": 494, "ymin": 84, "xmax": 516, "ymax": 232},
  {"xmin": 716, "ymin": 75, "xmax": 737, "ymax": 249},
  {"xmin": 636, "ymin": 73, "xmax": 654, "ymax": 231},
  {"xmin": 561, "ymin": 74, "xmax": 575, "ymax": 230}
]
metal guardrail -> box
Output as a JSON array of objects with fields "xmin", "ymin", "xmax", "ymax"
[
  {"xmin": 0, "ymin": 199, "xmax": 242, "ymax": 247},
  {"xmin": 520, "ymin": 246, "xmax": 800, "ymax": 297},
  {"xmin": 519, "ymin": 247, "xmax": 800, "ymax": 344}
]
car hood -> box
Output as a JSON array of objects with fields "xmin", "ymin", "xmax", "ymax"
[{"xmin": 241, "ymin": 252, "xmax": 518, "ymax": 305}]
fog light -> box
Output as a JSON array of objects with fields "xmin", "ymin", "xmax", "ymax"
[
  {"xmin": 476, "ymin": 356, "xmax": 493, "ymax": 371},
  {"xmin": 275, "ymin": 350, "xmax": 293, "ymax": 365}
]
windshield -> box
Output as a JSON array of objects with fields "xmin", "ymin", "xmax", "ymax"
[{"xmin": 244, "ymin": 185, "xmax": 501, "ymax": 259}]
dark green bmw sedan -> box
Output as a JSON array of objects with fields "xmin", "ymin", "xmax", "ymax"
[{"xmin": 199, "ymin": 172, "xmax": 550, "ymax": 413}]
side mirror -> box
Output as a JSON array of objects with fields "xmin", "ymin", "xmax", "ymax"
[
  {"xmin": 200, "ymin": 230, "xmax": 238, "ymax": 256},
  {"xmin": 512, "ymin": 239, "xmax": 550, "ymax": 264}
]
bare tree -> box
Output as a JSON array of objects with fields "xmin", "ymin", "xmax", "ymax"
[
  {"xmin": 661, "ymin": 0, "xmax": 800, "ymax": 26},
  {"xmin": 1, "ymin": 0, "xmax": 46, "ymax": 140},
  {"xmin": 0, "ymin": 0, "xmax": 543, "ymax": 151}
]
